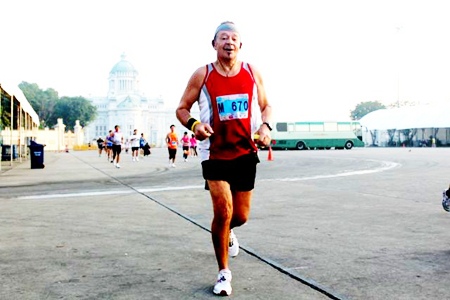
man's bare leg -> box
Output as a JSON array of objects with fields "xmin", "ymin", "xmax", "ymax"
[
  {"xmin": 209, "ymin": 181, "xmax": 253, "ymax": 270},
  {"xmin": 231, "ymin": 190, "xmax": 252, "ymax": 229},
  {"xmin": 209, "ymin": 180, "xmax": 233, "ymax": 270}
]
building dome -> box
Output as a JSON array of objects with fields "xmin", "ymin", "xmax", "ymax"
[{"xmin": 110, "ymin": 53, "xmax": 137, "ymax": 74}]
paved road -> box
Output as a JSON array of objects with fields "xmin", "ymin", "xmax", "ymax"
[{"xmin": 1, "ymin": 147, "xmax": 449, "ymax": 299}]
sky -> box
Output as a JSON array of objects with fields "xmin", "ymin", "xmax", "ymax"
[{"xmin": 2, "ymin": 0, "xmax": 450, "ymax": 122}]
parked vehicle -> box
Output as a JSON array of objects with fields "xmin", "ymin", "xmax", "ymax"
[{"xmin": 269, "ymin": 121, "xmax": 364, "ymax": 150}]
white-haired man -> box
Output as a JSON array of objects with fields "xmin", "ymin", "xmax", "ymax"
[{"xmin": 176, "ymin": 21, "xmax": 272, "ymax": 296}]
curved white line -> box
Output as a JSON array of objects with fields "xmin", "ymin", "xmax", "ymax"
[
  {"xmin": 261, "ymin": 160, "xmax": 400, "ymax": 182},
  {"xmin": 17, "ymin": 161, "xmax": 399, "ymax": 200},
  {"xmin": 16, "ymin": 185, "xmax": 203, "ymax": 200}
]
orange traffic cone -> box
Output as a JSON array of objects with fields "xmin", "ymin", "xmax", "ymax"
[{"xmin": 267, "ymin": 146, "xmax": 274, "ymax": 161}]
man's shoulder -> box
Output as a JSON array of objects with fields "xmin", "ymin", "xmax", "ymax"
[{"xmin": 192, "ymin": 65, "xmax": 209, "ymax": 81}]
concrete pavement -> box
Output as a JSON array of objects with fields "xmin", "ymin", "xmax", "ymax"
[
  {"xmin": 2, "ymin": 147, "xmax": 450, "ymax": 299},
  {"xmin": 0, "ymin": 149, "xmax": 332, "ymax": 300}
]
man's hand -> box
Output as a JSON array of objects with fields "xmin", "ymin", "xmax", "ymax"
[
  {"xmin": 255, "ymin": 124, "xmax": 271, "ymax": 147},
  {"xmin": 193, "ymin": 123, "xmax": 214, "ymax": 141}
]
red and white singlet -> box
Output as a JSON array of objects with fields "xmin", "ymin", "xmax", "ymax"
[{"xmin": 198, "ymin": 62, "xmax": 259, "ymax": 161}]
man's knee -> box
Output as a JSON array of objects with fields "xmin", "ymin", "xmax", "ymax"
[
  {"xmin": 231, "ymin": 213, "xmax": 248, "ymax": 227},
  {"xmin": 231, "ymin": 193, "xmax": 252, "ymax": 227}
]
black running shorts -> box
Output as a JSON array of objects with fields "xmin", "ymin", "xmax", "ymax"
[
  {"xmin": 168, "ymin": 148, "xmax": 177, "ymax": 159},
  {"xmin": 112, "ymin": 144, "xmax": 122, "ymax": 155},
  {"xmin": 202, "ymin": 153, "xmax": 260, "ymax": 192}
]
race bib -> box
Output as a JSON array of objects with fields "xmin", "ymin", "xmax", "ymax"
[{"xmin": 216, "ymin": 94, "xmax": 249, "ymax": 121}]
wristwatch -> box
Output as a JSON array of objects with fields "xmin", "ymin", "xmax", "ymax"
[{"xmin": 262, "ymin": 122, "xmax": 272, "ymax": 131}]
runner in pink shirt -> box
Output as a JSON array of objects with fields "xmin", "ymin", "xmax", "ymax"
[
  {"xmin": 189, "ymin": 134, "xmax": 197, "ymax": 157},
  {"xmin": 180, "ymin": 132, "xmax": 190, "ymax": 162}
]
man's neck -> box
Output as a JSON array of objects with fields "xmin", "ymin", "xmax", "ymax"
[{"xmin": 216, "ymin": 58, "xmax": 239, "ymax": 77}]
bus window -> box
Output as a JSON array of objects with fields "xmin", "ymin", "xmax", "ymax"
[
  {"xmin": 324, "ymin": 122, "xmax": 338, "ymax": 131},
  {"xmin": 276, "ymin": 122, "xmax": 288, "ymax": 132},
  {"xmin": 309, "ymin": 123, "xmax": 324, "ymax": 132},
  {"xmin": 337, "ymin": 122, "xmax": 353, "ymax": 131},
  {"xmin": 295, "ymin": 123, "xmax": 310, "ymax": 132}
]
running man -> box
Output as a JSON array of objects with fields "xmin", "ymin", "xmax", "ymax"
[
  {"xmin": 166, "ymin": 125, "xmax": 179, "ymax": 167},
  {"xmin": 111, "ymin": 125, "xmax": 123, "ymax": 168},
  {"xmin": 175, "ymin": 21, "xmax": 272, "ymax": 296},
  {"xmin": 106, "ymin": 130, "xmax": 114, "ymax": 162},
  {"xmin": 130, "ymin": 129, "xmax": 140, "ymax": 162},
  {"xmin": 442, "ymin": 184, "xmax": 450, "ymax": 212},
  {"xmin": 96, "ymin": 136, "xmax": 104, "ymax": 157},
  {"xmin": 139, "ymin": 133, "xmax": 147, "ymax": 158}
]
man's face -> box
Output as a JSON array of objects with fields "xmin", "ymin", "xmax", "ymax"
[{"xmin": 214, "ymin": 31, "xmax": 241, "ymax": 59}]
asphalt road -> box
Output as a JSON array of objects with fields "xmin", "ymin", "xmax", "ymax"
[{"xmin": 1, "ymin": 147, "xmax": 449, "ymax": 299}]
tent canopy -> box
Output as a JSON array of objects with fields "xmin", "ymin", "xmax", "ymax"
[
  {"xmin": 1, "ymin": 82, "xmax": 39, "ymax": 125},
  {"xmin": 359, "ymin": 104, "xmax": 450, "ymax": 130}
]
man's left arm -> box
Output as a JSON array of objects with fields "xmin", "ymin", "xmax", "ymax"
[{"xmin": 251, "ymin": 65, "xmax": 272, "ymax": 147}]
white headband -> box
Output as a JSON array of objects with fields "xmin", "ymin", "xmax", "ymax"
[{"xmin": 213, "ymin": 22, "xmax": 239, "ymax": 40}]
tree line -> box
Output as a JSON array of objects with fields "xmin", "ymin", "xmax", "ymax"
[{"xmin": 18, "ymin": 81, "xmax": 97, "ymax": 131}]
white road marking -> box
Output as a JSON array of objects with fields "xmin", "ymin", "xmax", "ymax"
[
  {"xmin": 261, "ymin": 160, "xmax": 400, "ymax": 182},
  {"xmin": 16, "ymin": 161, "xmax": 400, "ymax": 200},
  {"xmin": 17, "ymin": 185, "xmax": 203, "ymax": 200}
]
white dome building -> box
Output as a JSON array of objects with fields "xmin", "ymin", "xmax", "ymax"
[{"xmin": 84, "ymin": 54, "xmax": 175, "ymax": 147}]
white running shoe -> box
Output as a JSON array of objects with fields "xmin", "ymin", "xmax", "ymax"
[
  {"xmin": 172, "ymin": 163, "xmax": 176, "ymax": 168},
  {"xmin": 443, "ymin": 188, "xmax": 450, "ymax": 212},
  {"xmin": 116, "ymin": 163, "xmax": 120, "ymax": 168},
  {"xmin": 136, "ymin": 157, "xmax": 139, "ymax": 162},
  {"xmin": 229, "ymin": 230, "xmax": 239, "ymax": 257},
  {"xmin": 132, "ymin": 157, "xmax": 135, "ymax": 162},
  {"xmin": 213, "ymin": 269, "xmax": 232, "ymax": 296}
]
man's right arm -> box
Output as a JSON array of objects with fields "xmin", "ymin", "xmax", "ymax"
[{"xmin": 176, "ymin": 66, "xmax": 213, "ymax": 140}]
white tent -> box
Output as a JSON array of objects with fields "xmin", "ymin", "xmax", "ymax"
[{"xmin": 359, "ymin": 104, "xmax": 450, "ymax": 130}]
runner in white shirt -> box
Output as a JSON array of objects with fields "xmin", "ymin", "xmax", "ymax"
[
  {"xmin": 130, "ymin": 129, "xmax": 140, "ymax": 162},
  {"xmin": 112, "ymin": 125, "xmax": 123, "ymax": 168}
]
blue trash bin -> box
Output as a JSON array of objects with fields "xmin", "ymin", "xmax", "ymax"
[
  {"xmin": 1, "ymin": 145, "xmax": 18, "ymax": 161},
  {"xmin": 29, "ymin": 141, "xmax": 45, "ymax": 169}
]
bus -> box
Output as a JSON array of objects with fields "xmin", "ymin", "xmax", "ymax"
[{"xmin": 269, "ymin": 121, "xmax": 365, "ymax": 150}]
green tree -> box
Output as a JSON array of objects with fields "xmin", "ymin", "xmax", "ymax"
[
  {"xmin": 387, "ymin": 129, "xmax": 397, "ymax": 146},
  {"xmin": 19, "ymin": 82, "xmax": 97, "ymax": 131},
  {"xmin": 52, "ymin": 96, "xmax": 97, "ymax": 131},
  {"xmin": 350, "ymin": 101, "xmax": 386, "ymax": 120},
  {"xmin": 402, "ymin": 128, "xmax": 418, "ymax": 147},
  {"xmin": 0, "ymin": 95, "xmax": 11, "ymax": 129},
  {"xmin": 19, "ymin": 81, "xmax": 58, "ymax": 128}
]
